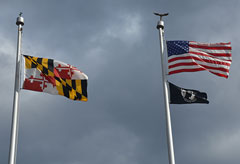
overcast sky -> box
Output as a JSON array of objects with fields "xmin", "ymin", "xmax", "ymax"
[{"xmin": 0, "ymin": 0, "xmax": 240, "ymax": 164}]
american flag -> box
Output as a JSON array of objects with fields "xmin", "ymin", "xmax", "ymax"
[{"xmin": 167, "ymin": 41, "xmax": 232, "ymax": 78}]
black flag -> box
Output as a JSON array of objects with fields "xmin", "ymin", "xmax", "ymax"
[{"xmin": 169, "ymin": 82, "xmax": 209, "ymax": 104}]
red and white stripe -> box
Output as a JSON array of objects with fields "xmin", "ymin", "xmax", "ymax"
[{"xmin": 168, "ymin": 41, "xmax": 232, "ymax": 78}]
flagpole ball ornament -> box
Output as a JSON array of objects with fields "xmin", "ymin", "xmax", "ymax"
[
  {"xmin": 16, "ymin": 12, "xmax": 24, "ymax": 26},
  {"xmin": 154, "ymin": 12, "xmax": 168, "ymax": 29}
]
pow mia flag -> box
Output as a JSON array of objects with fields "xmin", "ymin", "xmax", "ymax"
[{"xmin": 169, "ymin": 82, "xmax": 209, "ymax": 104}]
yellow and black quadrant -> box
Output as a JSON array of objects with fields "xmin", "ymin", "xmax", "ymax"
[{"xmin": 23, "ymin": 55, "xmax": 88, "ymax": 101}]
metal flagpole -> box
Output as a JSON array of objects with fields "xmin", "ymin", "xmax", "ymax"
[
  {"xmin": 154, "ymin": 12, "xmax": 176, "ymax": 164},
  {"xmin": 8, "ymin": 13, "xmax": 24, "ymax": 164}
]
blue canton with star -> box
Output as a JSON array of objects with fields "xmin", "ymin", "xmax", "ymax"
[{"xmin": 167, "ymin": 41, "xmax": 189, "ymax": 57}]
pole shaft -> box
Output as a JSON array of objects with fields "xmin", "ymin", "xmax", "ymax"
[
  {"xmin": 158, "ymin": 23, "xmax": 175, "ymax": 164},
  {"xmin": 8, "ymin": 23, "xmax": 22, "ymax": 164}
]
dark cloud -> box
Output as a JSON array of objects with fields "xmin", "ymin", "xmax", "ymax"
[{"xmin": 0, "ymin": 0, "xmax": 240, "ymax": 164}]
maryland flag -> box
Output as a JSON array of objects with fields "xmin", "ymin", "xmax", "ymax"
[{"xmin": 23, "ymin": 55, "xmax": 88, "ymax": 101}]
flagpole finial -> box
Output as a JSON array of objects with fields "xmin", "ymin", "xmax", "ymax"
[
  {"xmin": 154, "ymin": 12, "xmax": 168, "ymax": 29},
  {"xmin": 154, "ymin": 12, "xmax": 169, "ymax": 18},
  {"xmin": 16, "ymin": 12, "xmax": 24, "ymax": 26}
]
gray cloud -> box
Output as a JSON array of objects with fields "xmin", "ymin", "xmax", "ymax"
[{"xmin": 0, "ymin": 0, "xmax": 240, "ymax": 164}]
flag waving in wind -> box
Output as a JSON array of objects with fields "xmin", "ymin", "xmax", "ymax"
[
  {"xmin": 169, "ymin": 82, "xmax": 209, "ymax": 104},
  {"xmin": 167, "ymin": 41, "xmax": 232, "ymax": 78},
  {"xmin": 23, "ymin": 55, "xmax": 88, "ymax": 101}
]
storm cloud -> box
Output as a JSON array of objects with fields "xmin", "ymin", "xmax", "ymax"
[{"xmin": 0, "ymin": 0, "xmax": 240, "ymax": 164}]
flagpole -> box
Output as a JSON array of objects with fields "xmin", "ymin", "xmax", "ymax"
[
  {"xmin": 155, "ymin": 13, "xmax": 176, "ymax": 164},
  {"xmin": 8, "ymin": 13, "xmax": 24, "ymax": 164}
]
